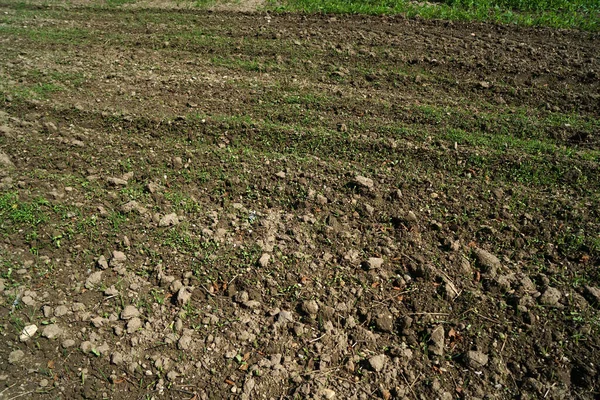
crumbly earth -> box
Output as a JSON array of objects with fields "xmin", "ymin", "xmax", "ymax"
[{"xmin": 0, "ymin": 1, "xmax": 599, "ymax": 399}]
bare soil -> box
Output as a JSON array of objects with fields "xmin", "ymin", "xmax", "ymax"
[{"xmin": 0, "ymin": 2, "xmax": 599, "ymax": 400}]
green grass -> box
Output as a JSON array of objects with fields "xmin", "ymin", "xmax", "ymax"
[
  {"xmin": 267, "ymin": 0, "xmax": 600, "ymax": 30},
  {"xmin": 0, "ymin": 192, "xmax": 49, "ymax": 227}
]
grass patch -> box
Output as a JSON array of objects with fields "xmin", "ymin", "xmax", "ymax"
[
  {"xmin": 267, "ymin": 0, "xmax": 600, "ymax": 30},
  {"xmin": 0, "ymin": 192, "xmax": 49, "ymax": 228}
]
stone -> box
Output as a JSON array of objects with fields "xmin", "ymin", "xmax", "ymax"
[
  {"xmin": 112, "ymin": 250, "xmax": 126, "ymax": 263},
  {"xmin": 258, "ymin": 253, "xmax": 270, "ymax": 268},
  {"xmin": 354, "ymin": 175, "xmax": 374, "ymax": 189},
  {"xmin": 8, "ymin": 350, "xmax": 25, "ymax": 364},
  {"xmin": 316, "ymin": 194, "xmax": 328, "ymax": 205},
  {"xmin": 121, "ymin": 305, "xmax": 140, "ymax": 320},
  {"xmin": 368, "ymin": 354, "xmax": 386, "ymax": 372},
  {"xmin": 85, "ymin": 271, "xmax": 103, "ymax": 289},
  {"xmin": 62, "ymin": 339, "xmax": 75, "ymax": 348},
  {"xmin": 107, "ymin": 177, "xmax": 128, "ymax": 186},
  {"xmin": 467, "ymin": 351, "xmax": 489, "ymax": 368},
  {"xmin": 473, "ymin": 248, "xmax": 501, "ymax": 275},
  {"xmin": 539, "ymin": 287, "xmax": 562, "ymax": 306},
  {"xmin": 54, "ymin": 305, "xmax": 69, "ymax": 317},
  {"xmin": 277, "ymin": 310, "xmax": 294, "ymax": 324},
  {"xmin": 363, "ymin": 257, "xmax": 384, "ymax": 270},
  {"xmin": 430, "ymin": 325, "xmax": 445, "ymax": 356},
  {"xmin": 275, "ymin": 171, "xmax": 286, "ymax": 179},
  {"xmin": 97, "ymin": 255, "xmax": 109, "ymax": 270},
  {"xmin": 127, "ymin": 317, "xmax": 142, "ymax": 333},
  {"xmin": 159, "ymin": 213, "xmax": 180, "ymax": 227},
  {"xmin": 111, "ymin": 352, "xmax": 124, "ymax": 365},
  {"xmin": 42, "ymin": 324, "xmax": 63, "ymax": 339},
  {"xmin": 176, "ymin": 287, "xmax": 192, "ymax": 306},
  {"xmin": 178, "ymin": 334, "xmax": 193, "ymax": 350},
  {"xmin": 321, "ymin": 388, "xmax": 336, "ymax": 399},
  {"xmin": 583, "ymin": 286, "xmax": 600, "ymax": 308},
  {"xmin": 0, "ymin": 151, "xmax": 14, "ymax": 168},
  {"xmin": 19, "ymin": 325, "xmax": 38, "ymax": 342},
  {"xmin": 375, "ymin": 312, "xmax": 394, "ymax": 333},
  {"xmin": 301, "ymin": 300, "xmax": 319, "ymax": 316}
]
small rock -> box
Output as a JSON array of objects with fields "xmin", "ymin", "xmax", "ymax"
[
  {"xmin": 112, "ymin": 250, "xmax": 127, "ymax": 263},
  {"xmin": 0, "ymin": 151, "xmax": 14, "ymax": 168},
  {"xmin": 405, "ymin": 211, "xmax": 418, "ymax": 224},
  {"xmin": 121, "ymin": 305, "xmax": 140, "ymax": 320},
  {"xmin": 107, "ymin": 177, "xmax": 127, "ymax": 186},
  {"xmin": 375, "ymin": 312, "xmax": 394, "ymax": 333},
  {"xmin": 368, "ymin": 354, "xmax": 386, "ymax": 372},
  {"xmin": 258, "ymin": 253, "xmax": 270, "ymax": 268},
  {"xmin": 8, "ymin": 350, "xmax": 25, "ymax": 364},
  {"xmin": 166, "ymin": 371, "xmax": 179, "ymax": 381},
  {"xmin": 467, "ymin": 351, "xmax": 489, "ymax": 368},
  {"xmin": 353, "ymin": 175, "xmax": 374, "ymax": 189},
  {"xmin": 177, "ymin": 287, "xmax": 192, "ymax": 306},
  {"xmin": 54, "ymin": 305, "xmax": 69, "ymax": 317},
  {"xmin": 80, "ymin": 341, "xmax": 93, "ymax": 353},
  {"xmin": 301, "ymin": 300, "xmax": 319, "ymax": 316},
  {"xmin": 85, "ymin": 271, "xmax": 103, "ymax": 289},
  {"xmin": 62, "ymin": 339, "xmax": 75, "ymax": 348},
  {"xmin": 539, "ymin": 287, "xmax": 562, "ymax": 306},
  {"xmin": 39, "ymin": 378, "xmax": 49, "ymax": 388},
  {"xmin": 97, "ymin": 255, "xmax": 109, "ymax": 270},
  {"xmin": 362, "ymin": 257, "xmax": 384, "ymax": 270},
  {"xmin": 316, "ymin": 194, "xmax": 328, "ymax": 205},
  {"xmin": 321, "ymin": 388, "xmax": 336, "ymax": 399},
  {"xmin": 275, "ymin": 171, "xmax": 286, "ymax": 179},
  {"xmin": 583, "ymin": 286, "xmax": 600, "ymax": 308},
  {"xmin": 127, "ymin": 317, "xmax": 142, "ymax": 333},
  {"xmin": 111, "ymin": 352, "xmax": 124, "ymax": 365},
  {"xmin": 178, "ymin": 334, "xmax": 193, "ymax": 350},
  {"xmin": 159, "ymin": 213, "xmax": 180, "ymax": 227},
  {"xmin": 430, "ymin": 325, "xmax": 445, "ymax": 356},
  {"xmin": 244, "ymin": 378, "xmax": 256, "ymax": 394},
  {"xmin": 172, "ymin": 157, "xmax": 183, "ymax": 169},
  {"xmin": 277, "ymin": 310, "xmax": 294, "ymax": 324},
  {"xmin": 473, "ymin": 248, "xmax": 501, "ymax": 274},
  {"xmin": 19, "ymin": 325, "xmax": 38, "ymax": 342},
  {"xmin": 42, "ymin": 324, "xmax": 63, "ymax": 339}
]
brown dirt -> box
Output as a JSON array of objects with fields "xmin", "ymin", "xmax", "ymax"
[{"xmin": 0, "ymin": 3, "xmax": 599, "ymax": 400}]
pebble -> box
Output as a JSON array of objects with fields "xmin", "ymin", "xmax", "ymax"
[
  {"xmin": 176, "ymin": 287, "xmax": 192, "ymax": 306},
  {"xmin": 159, "ymin": 213, "xmax": 180, "ymax": 227},
  {"xmin": 583, "ymin": 286, "xmax": 600, "ymax": 308},
  {"xmin": 62, "ymin": 339, "xmax": 76, "ymax": 348},
  {"xmin": 473, "ymin": 248, "xmax": 501, "ymax": 274},
  {"xmin": 467, "ymin": 351, "xmax": 489, "ymax": 368},
  {"xmin": 539, "ymin": 287, "xmax": 562, "ymax": 306},
  {"xmin": 8, "ymin": 350, "xmax": 24, "ymax": 364},
  {"xmin": 363, "ymin": 257, "xmax": 384, "ymax": 270},
  {"xmin": 277, "ymin": 310, "xmax": 294, "ymax": 324},
  {"xmin": 112, "ymin": 250, "xmax": 127, "ymax": 263},
  {"xmin": 368, "ymin": 354, "xmax": 386, "ymax": 372},
  {"xmin": 54, "ymin": 305, "xmax": 69, "ymax": 317},
  {"xmin": 19, "ymin": 324, "xmax": 38, "ymax": 342},
  {"xmin": 354, "ymin": 175, "xmax": 374, "ymax": 189},
  {"xmin": 374, "ymin": 312, "xmax": 394, "ymax": 333},
  {"xmin": 258, "ymin": 253, "xmax": 270, "ymax": 268},
  {"xmin": 85, "ymin": 271, "xmax": 103, "ymax": 289},
  {"xmin": 301, "ymin": 300, "xmax": 319, "ymax": 316},
  {"xmin": 321, "ymin": 388, "xmax": 336, "ymax": 399},
  {"xmin": 121, "ymin": 305, "xmax": 140, "ymax": 320},
  {"xmin": 97, "ymin": 255, "xmax": 109, "ymax": 269},
  {"xmin": 430, "ymin": 325, "xmax": 445, "ymax": 355},
  {"xmin": 42, "ymin": 324, "xmax": 63, "ymax": 339},
  {"xmin": 127, "ymin": 317, "xmax": 143, "ymax": 333}
]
